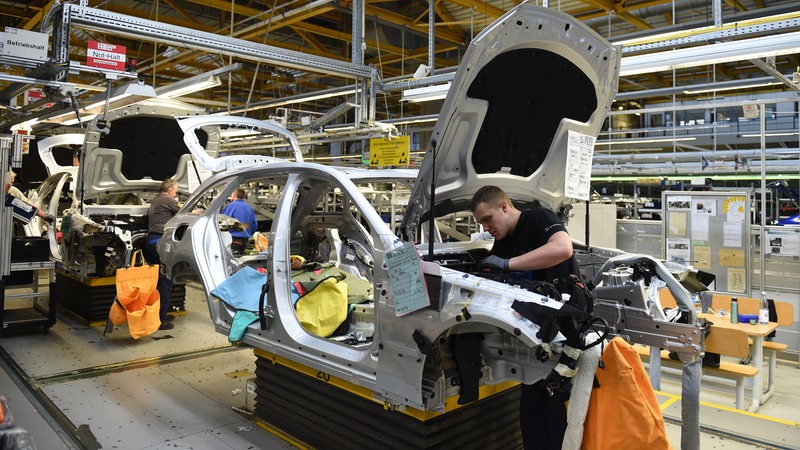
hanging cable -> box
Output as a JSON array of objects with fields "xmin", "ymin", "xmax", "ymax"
[
  {"xmin": 152, "ymin": 0, "xmax": 158, "ymax": 87},
  {"xmin": 68, "ymin": 92, "xmax": 83, "ymax": 128},
  {"xmin": 229, "ymin": 0, "xmax": 235, "ymax": 114},
  {"xmin": 372, "ymin": 17, "xmax": 392, "ymax": 122},
  {"xmin": 400, "ymin": 28, "xmax": 405, "ymax": 122},
  {"xmin": 243, "ymin": 0, "xmax": 279, "ymax": 116}
]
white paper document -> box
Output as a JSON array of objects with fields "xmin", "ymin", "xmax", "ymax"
[{"xmin": 385, "ymin": 242, "xmax": 430, "ymax": 316}]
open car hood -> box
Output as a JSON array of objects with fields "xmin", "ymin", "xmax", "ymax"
[
  {"xmin": 401, "ymin": 5, "xmax": 619, "ymax": 237},
  {"xmin": 78, "ymin": 100, "xmax": 302, "ymax": 201},
  {"xmin": 77, "ymin": 100, "xmax": 207, "ymax": 201}
]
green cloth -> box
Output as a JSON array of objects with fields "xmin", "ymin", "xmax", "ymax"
[{"xmin": 229, "ymin": 310, "xmax": 259, "ymax": 342}]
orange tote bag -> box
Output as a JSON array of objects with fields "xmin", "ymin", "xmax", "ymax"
[
  {"xmin": 109, "ymin": 250, "xmax": 161, "ymax": 338},
  {"xmin": 582, "ymin": 337, "xmax": 672, "ymax": 450}
]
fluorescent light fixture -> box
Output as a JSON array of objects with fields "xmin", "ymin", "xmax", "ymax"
[
  {"xmin": 591, "ymin": 174, "xmax": 800, "ymax": 182},
  {"xmin": 401, "ymin": 83, "xmax": 451, "ymax": 103},
  {"xmin": 741, "ymin": 132, "xmax": 799, "ymax": 137},
  {"xmin": 219, "ymin": 128, "xmax": 263, "ymax": 138},
  {"xmin": 82, "ymin": 80, "xmax": 157, "ymax": 114},
  {"xmin": 614, "ymin": 11, "xmax": 800, "ymax": 48},
  {"xmin": 305, "ymin": 154, "xmax": 364, "ymax": 162},
  {"xmin": 155, "ymin": 63, "xmax": 240, "ymax": 100},
  {"xmin": 385, "ymin": 114, "xmax": 439, "ymax": 126},
  {"xmin": 157, "ymin": 75, "xmax": 220, "ymax": 99},
  {"xmin": 597, "ymin": 137, "xmax": 697, "ymax": 145},
  {"xmin": 620, "ymin": 31, "xmax": 800, "ymax": 76},
  {"xmin": 221, "ymin": 87, "xmax": 359, "ymax": 115},
  {"xmin": 270, "ymin": 89, "xmax": 356, "ymax": 107},
  {"xmin": 683, "ymin": 81, "xmax": 782, "ymax": 95},
  {"xmin": 41, "ymin": 80, "xmax": 156, "ymax": 124}
]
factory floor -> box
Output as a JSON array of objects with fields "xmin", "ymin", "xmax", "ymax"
[{"xmin": 1, "ymin": 283, "xmax": 799, "ymax": 449}]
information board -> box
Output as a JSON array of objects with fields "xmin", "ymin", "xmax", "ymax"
[{"xmin": 662, "ymin": 191, "xmax": 752, "ymax": 294}]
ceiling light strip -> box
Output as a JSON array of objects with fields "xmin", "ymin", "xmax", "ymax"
[
  {"xmin": 619, "ymin": 31, "xmax": 800, "ymax": 76},
  {"xmin": 616, "ymin": 13, "xmax": 800, "ymax": 52}
]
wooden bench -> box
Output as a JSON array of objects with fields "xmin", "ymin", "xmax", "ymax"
[
  {"xmin": 658, "ymin": 290, "xmax": 794, "ymax": 360},
  {"xmin": 706, "ymin": 294, "xmax": 794, "ymax": 395},
  {"xmin": 634, "ymin": 325, "xmax": 758, "ymax": 409}
]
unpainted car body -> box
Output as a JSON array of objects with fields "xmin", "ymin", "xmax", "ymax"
[
  {"xmin": 156, "ymin": 5, "xmax": 708, "ymax": 415},
  {"xmin": 29, "ymin": 101, "xmax": 303, "ymax": 277}
]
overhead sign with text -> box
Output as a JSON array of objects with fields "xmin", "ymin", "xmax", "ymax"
[
  {"xmin": 87, "ymin": 41, "xmax": 127, "ymax": 71},
  {"xmin": 369, "ymin": 136, "xmax": 410, "ymax": 167},
  {"xmin": 0, "ymin": 28, "xmax": 48, "ymax": 61}
]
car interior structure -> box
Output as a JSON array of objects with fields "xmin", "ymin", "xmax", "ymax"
[{"xmin": 0, "ymin": 1, "xmax": 798, "ymax": 449}]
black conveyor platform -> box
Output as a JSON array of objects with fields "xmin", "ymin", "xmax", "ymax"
[
  {"xmin": 54, "ymin": 270, "xmax": 186, "ymax": 323},
  {"xmin": 254, "ymin": 349, "xmax": 523, "ymax": 449}
]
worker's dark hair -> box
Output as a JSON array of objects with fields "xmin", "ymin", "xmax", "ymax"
[
  {"xmin": 234, "ymin": 188, "xmax": 246, "ymax": 199},
  {"xmin": 470, "ymin": 185, "xmax": 512, "ymax": 212}
]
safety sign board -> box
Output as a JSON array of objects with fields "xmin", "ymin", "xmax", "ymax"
[
  {"xmin": 0, "ymin": 28, "xmax": 48, "ymax": 61},
  {"xmin": 25, "ymin": 88, "xmax": 52, "ymax": 107},
  {"xmin": 742, "ymin": 103, "xmax": 759, "ymax": 119},
  {"xmin": 369, "ymin": 136, "xmax": 410, "ymax": 167},
  {"xmin": 87, "ymin": 41, "xmax": 127, "ymax": 71}
]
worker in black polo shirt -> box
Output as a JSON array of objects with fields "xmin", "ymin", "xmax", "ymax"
[{"xmin": 470, "ymin": 185, "xmax": 579, "ymax": 450}]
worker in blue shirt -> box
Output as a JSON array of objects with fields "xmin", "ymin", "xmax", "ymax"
[{"xmin": 222, "ymin": 188, "xmax": 257, "ymax": 255}]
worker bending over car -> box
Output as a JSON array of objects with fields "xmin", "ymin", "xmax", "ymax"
[{"xmin": 471, "ymin": 185, "xmax": 578, "ymax": 450}]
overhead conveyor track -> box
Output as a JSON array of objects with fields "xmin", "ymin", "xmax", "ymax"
[{"xmin": 45, "ymin": 3, "xmax": 375, "ymax": 80}]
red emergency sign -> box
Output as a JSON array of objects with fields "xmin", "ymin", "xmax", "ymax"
[{"xmin": 87, "ymin": 41, "xmax": 127, "ymax": 71}]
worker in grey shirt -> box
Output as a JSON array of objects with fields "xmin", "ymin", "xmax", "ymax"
[{"xmin": 143, "ymin": 178, "xmax": 180, "ymax": 330}]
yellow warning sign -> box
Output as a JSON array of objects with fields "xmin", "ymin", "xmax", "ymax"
[{"xmin": 369, "ymin": 136, "xmax": 410, "ymax": 167}]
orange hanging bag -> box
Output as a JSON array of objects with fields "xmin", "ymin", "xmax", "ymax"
[
  {"xmin": 105, "ymin": 250, "xmax": 161, "ymax": 339},
  {"xmin": 582, "ymin": 337, "xmax": 672, "ymax": 450}
]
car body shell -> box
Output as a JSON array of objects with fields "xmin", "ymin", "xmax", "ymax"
[
  {"xmin": 159, "ymin": 4, "xmax": 631, "ymax": 412},
  {"xmin": 29, "ymin": 102, "xmax": 304, "ymax": 274}
]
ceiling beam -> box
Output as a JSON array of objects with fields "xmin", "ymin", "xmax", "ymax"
[
  {"xmin": 433, "ymin": 1, "xmax": 464, "ymax": 36},
  {"xmin": 20, "ymin": 1, "xmax": 52, "ymax": 31},
  {"xmin": 289, "ymin": 21, "xmax": 460, "ymax": 69},
  {"xmin": 0, "ymin": 5, "xmax": 36, "ymax": 21},
  {"xmin": 183, "ymin": 0, "xmax": 264, "ymax": 18},
  {"xmin": 104, "ymin": 3, "xmax": 218, "ymax": 33},
  {"xmin": 291, "ymin": 26, "xmax": 329, "ymax": 54},
  {"xmin": 162, "ymin": 0, "xmax": 207, "ymax": 27},
  {"xmin": 581, "ymin": 0, "xmax": 653, "ymax": 30},
  {"xmin": 363, "ymin": 4, "xmax": 465, "ymax": 44},
  {"xmin": 723, "ymin": 0, "xmax": 748, "ymax": 11},
  {"xmin": 572, "ymin": 0, "xmax": 673, "ymax": 26},
  {"xmin": 443, "ymin": 0, "xmax": 506, "ymax": 21},
  {"xmin": 235, "ymin": 5, "xmax": 338, "ymax": 42}
]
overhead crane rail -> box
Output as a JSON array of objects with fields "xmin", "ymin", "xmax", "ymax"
[{"xmin": 45, "ymin": 3, "xmax": 375, "ymax": 80}]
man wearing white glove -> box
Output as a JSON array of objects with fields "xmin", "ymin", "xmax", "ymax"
[{"xmin": 470, "ymin": 185, "xmax": 578, "ymax": 450}]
